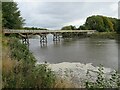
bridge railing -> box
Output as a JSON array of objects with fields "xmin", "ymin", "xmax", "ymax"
[
  {"xmin": 4, "ymin": 29, "xmax": 97, "ymax": 34},
  {"xmin": 4, "ymin": 29, "xmax": 48, "ymax": 33}
]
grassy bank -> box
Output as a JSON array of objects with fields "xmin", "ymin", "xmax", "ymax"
[
  {"xmin": 62, "ymin": 32, "xmax": 119, "ymax": 39},
  {"xmin": 89, "ymin": 32, "xmax": 119, "ymax": 39},
  {"xmin": 2, "ymin": 36, "xmax": 56, "ymax": 88},
  {"xmin": 2, "ymin": 35, "xmax": 120, "ymax": 89}
]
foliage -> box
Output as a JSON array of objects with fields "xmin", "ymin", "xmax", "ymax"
[
  {"xmin": 109, "ymin": 17, "xmax": 118, "ymax": 32},
  {"xmin": 61, "ymin": 25, "xmax": 81, "ymax": 38},
  {"xmin": 85, "ymin": 65, "xmax": 120, "ymax": 89},
  {"xmin": 22, "ymin": 27, "xmax": 48, "ymax": 30},
  {"xmin": 78, "ymin": 24, "xmax": 87, "ymax": 30},
  {"xmin": 61, "ymin": 25, "xmax": 76, "ymax": 30},
  {"xmin": 117, "ymin": 19, "xmax": 120, "ymax": 34},
  {"xmin": 2, "ymin": 37, "xmax": 56, "ymax": 88},
  {"xmin": 2, "ymin": 2, "xmax": 25, "ymax": 29},
  {"xmin": 84, "ymin": 15, "xmax": 115, "ymax": 32},
  {"xmin": 61, "ymin": 15, "xmax": 118, "ymax": 34},
  {"xmin": 0, "ymin": 2, "xmax": 2, "ymax": 29},
  {"xmin": 89, "ymin": 32, "xmax": 118, "ymax": 39},
  {"xmin": 33, "ymin": 64, "xmax": 55, "ymax": 88}
]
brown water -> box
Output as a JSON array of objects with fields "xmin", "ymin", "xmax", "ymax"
[{"xmin": 29, "ymin": 35, "xmax": 118, "ymax": 70}]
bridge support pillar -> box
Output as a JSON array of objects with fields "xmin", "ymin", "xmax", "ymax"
[
  {"xmin": 40, "ymin": 34, "xmax": 47, "ymax": 43},
  {"xmin": 53, "ymin": 33, "xmax": 60, "ymax": 42},
  {"xmin": 39, "ymin": 34, "xmax": 47, "ymax": 47},
  {"xmin": 22, "ymin": 34, "xmax": 29, "ymax": 45}
]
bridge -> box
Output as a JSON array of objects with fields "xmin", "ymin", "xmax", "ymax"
[{"xmin": 4, "ymin": 29, "xmax": 96, "ymax": 46}]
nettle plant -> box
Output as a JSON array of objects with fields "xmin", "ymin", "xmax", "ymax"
[{"xmin": 85, "ymin": 65, "xmax": 120, "ymax": 89}]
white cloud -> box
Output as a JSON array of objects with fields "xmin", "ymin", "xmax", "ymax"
[
  {"xmin": 17, "ymin": 2, "xmax": 118, "ymax": 29},
  {"xmin": 65, "ymin": 19, "xmax": 86, "ymax": 28},
  {"xmin": 110, "ymin": 3, "xmax": 118, "ymax": 11},
  {"xmin": 14, "ymin": 0, "xmax": 119, "ymax": 2}
]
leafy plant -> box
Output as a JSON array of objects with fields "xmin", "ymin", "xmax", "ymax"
[
  {"xmin": 2, "ymin": 37, "xmax": 56, "ymax": 88},
  {"xmin": 85, "ymin": 65, "xmax": 120, "ymax": 89}
]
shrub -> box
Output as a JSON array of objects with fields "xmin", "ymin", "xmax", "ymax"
[
  {"xmin": 2, "ymin": 37, "xmax": 56, "ymax": 88},
  {"xmin": 85, "ymin": 65, "xmax": 120, "ymax": 89}
]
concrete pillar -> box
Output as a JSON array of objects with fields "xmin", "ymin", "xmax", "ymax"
[
  {"xmin": 53, "ymin": 33, "xmax": 60, "ymax": 42},
  {"xmin": 22, "ymin": 34, "xmax": 29, "ymax": 45},
  {"xmin": 40, "ymin": 34, "xmax": 47, "ymax": 43},
  {"xmin": 39, "ymin": 34, "xmax": 47, "ymax": 47}
]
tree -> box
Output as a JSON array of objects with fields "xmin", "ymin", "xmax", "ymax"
[
  {"xmin": 78, "ymin": 24, "xmax": 86, "ymax": 30},
  {"xmin": 102, "ymin": 16, "xmax": 114, "ymax": 32},
  {"xmin": 61, "ymin": 25, "xmax": 76, "ymax": 30},
  {"xmin": 85, "ymin": 15, "xmax": 106, "ymax": 32},
  {"xmin": 2, "ymin": 2, "xmax": 25, "ymax": 29},
  {"xmin": 109, "ymin": 18, "xmax": 118, "ymax": 32},
  {"xmin": 117, "ymin": 19, "xmax": 120, "ymax": 34},
  {"xmin": 0, "ymin": 2, "xmax": 2, "ymax": 29},
  {"xmin": 84, "ymin": 15, "xmax": 117, "ymax": 32}
]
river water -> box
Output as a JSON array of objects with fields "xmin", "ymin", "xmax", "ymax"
[{"xmin": 29, "ymin": 34, "xmax": 118, "ymax": 70}]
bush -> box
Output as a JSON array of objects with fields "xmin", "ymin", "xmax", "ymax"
[
  {"xmin": 2, "ymin": 37, "xmax": 56, "ymax": 88},
  {"xmin": 85, "ymin": 65, "xmax": 120, "ymax": 89},
  {"xmin": 89, "ymin": 32, "xmax": 118, "ymax": 39}
]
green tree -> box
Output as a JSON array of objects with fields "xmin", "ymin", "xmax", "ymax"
[
  {"xmin": 84, "ymin": 15, "xmax": 117, "ymax": 32},
  {"xmin": 117, "ymin": 19, "xmax": 120, "ymax": 34},
  {"xmin": 61, "ymin": 25, "xmax": 76, "ymax": 30},
  {"xmin": 109, "ymin": 18, "xmax": 118, "ymax": 32},
  {"xmin": 78, "ymin": 24, "xmax": 86, "ymax": 30},
  {"xmin": 85, "ymin": 15, "xmax": 106, "ymax": 32},
  {"xmin": 2, "ymin": 2, "xmax": 25, "ymax": 29},
  {"xmin": 102, "ymin": 16, "xmax": 114, "ymax": 32}
]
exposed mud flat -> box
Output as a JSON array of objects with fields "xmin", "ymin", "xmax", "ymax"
[{"xmin": 37, "ymin": 62, "xmax": 114, "ymax": 88}]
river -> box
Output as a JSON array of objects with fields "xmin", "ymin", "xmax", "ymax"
[{"xmin": 28, "ymin": 34, "xmax": 118, "ymax": 70}]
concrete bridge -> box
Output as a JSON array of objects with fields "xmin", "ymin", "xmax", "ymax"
[{"xmin": 4, "ymin": 29, "xmax": 96, "ymax": 46}]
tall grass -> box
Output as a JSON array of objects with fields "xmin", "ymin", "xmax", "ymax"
[{"xmin": 2, "ymin": 36, "xmax": 56, "ymax": 88}]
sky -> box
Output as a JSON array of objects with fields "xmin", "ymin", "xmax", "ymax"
[{"xmin": 16, "ymin": 1, "xmax": 119, "ymax": 29}]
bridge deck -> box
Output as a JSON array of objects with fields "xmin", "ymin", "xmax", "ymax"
[{"xmin": 4, "ymin": 29, "xmax": 96, "ymax": 34}]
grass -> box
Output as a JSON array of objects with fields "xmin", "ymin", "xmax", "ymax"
[
  {"xmin": 0, "ymin": 33, "xmax": 2, "ymax": 89},
  {"xmin": 53, "ymin": 77, "xmax": 75, "ymax": 88},
  {"xmin": 2, "ymin": 36, "xmax": 56, "ymax": 88},
  {"xmin": 89, "ymin": 32, "xmax": 118, "ymax": 39}
]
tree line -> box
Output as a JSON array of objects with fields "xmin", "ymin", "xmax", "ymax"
[
  {"xmin": 2, "ymin": 2, "xmax": 120, "ymax": 33},
  {"xmin": 22, "ymin": 27, "xmax": 48, "ymax": 30},
  {"xmin": 61, "ymin": 15, "xmax": 120, "ymax": 33}
]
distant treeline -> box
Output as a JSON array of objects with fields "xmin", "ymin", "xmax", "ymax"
[
  {"xmin": 22, "ymin": 27, "xmax": 48, "ymax": 30},
  {"xmin": 61, "ymin": 15, "xmax": 120, "ymax": 33},
  {"xmin": 2, "ymin": 2, "xmax": 120, "ymax": 33}
]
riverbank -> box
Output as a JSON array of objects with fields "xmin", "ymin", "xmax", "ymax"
[
  {"xmin": 37, "ymin": 62, "xmax": 117, "ymax": 88},
  {"xmin": 2, "ymin": 35, "xmax": 120, "ymax": 88},
  {"xmin": 62, "ymin": 32, "xmax": 119, "ymax": 39},
  {"xmin": 88, "ymin": 32, "xmax": 119, "ymax": 39},
  {"xmin": 2, "ymin": 36, "xmax": 55, "ymax": 88}
]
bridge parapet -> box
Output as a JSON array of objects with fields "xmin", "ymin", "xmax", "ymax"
[{"xmin": 4, "ymin": 29, "xmax": 96, "ymax": 34}]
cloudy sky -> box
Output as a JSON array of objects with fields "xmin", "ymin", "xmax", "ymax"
[{"xmin": 16, "ymin": 1, "xmax": 119, "ymax": 29}]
